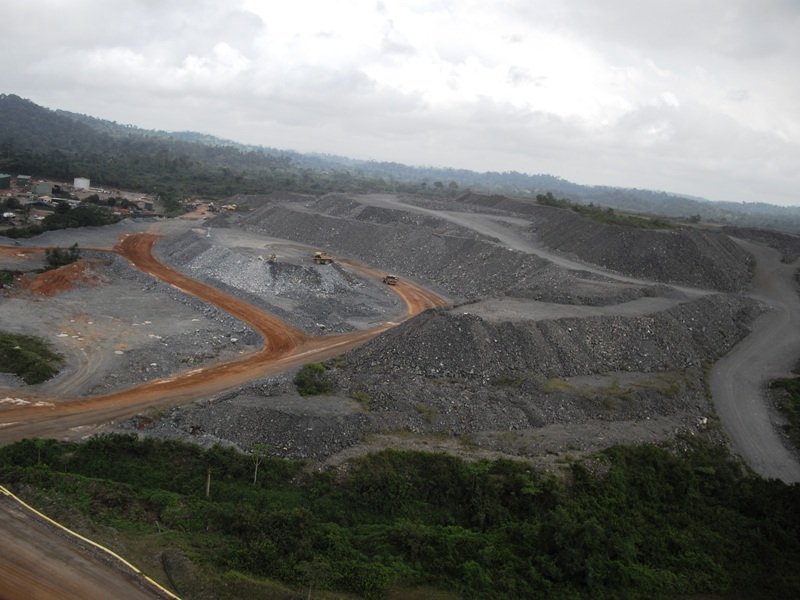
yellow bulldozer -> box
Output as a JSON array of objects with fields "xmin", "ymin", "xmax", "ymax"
[
  {"xmin": 383, "ymin": 274, "xmax": 398, "ymax": 285},
  {"xmin": 313, "ymin": 251, "xmax": 334, "ymax": 265}
]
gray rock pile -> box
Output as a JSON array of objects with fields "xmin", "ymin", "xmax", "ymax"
[
  {"xmin": 154, "ymin": 229, "xmax": 403, "ymax": 333},
  {"xmin": 115, "ymin": 192, "xmax": 766, "ymax": 461}
]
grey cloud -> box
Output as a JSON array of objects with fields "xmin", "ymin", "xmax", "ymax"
[
  {"xmin": 3, "ymin": 0, "xmax": 799, "ymax": 206},
  {"xmin": 726, "ymin": 89, "xmax": 751, "ymax": 102}
]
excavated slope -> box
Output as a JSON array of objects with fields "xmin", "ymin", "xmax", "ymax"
[
  {"xmin": 116, "ymin": 192, "xmax": 767, "ymax": 461},
  {"xmin": 240, "ymin": 202, "xmax": 560, "ymax": 301},
  {"xmin": 239, "ymin": 193, "xmax": 754, "ymax": 295},
  {"xmin": 530, "ymin": 206, "xmax": 753, "ymax": 292},
  {"xmin": 451, "ymin": 192, "xmax": 754, "ymax": 292},
  {"xmin": 339, "ymin": 294, "xmax": 764, "ymax": 382}
]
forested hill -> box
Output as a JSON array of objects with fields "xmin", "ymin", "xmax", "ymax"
[{"xmin": 2, "ymin": 93, "xmax": 800, "ymax": 232}]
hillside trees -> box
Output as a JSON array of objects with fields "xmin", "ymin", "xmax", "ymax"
[
  {"xmin": 1, "ymin": 435, "xmax": 799, "ymax": 599},
  {"xmin": 45, "ymin": 243, "xmax": 80, "ymax": 268}
]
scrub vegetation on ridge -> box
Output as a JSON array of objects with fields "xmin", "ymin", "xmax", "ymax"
[{"xmin": 1, "ymin": 434, "xmax": 798, "ymax": 600}]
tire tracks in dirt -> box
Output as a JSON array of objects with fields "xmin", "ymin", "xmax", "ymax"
[{"xmin": 0, "ymin": 233, "xmax": 446, "ymax": 444}]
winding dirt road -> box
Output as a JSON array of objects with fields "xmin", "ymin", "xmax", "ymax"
[
  {"xmin": 0, "ymin": 230, "xmax": 447, "ymax": 600},
  {"xmin": 710, "ymin": 240, "xmax": 800, "ymax": 483},
  {"xmin": 0, "ymin": 233, "xmax": 446, "ymax": 445}
]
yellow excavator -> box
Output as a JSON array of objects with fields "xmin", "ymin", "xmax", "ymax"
[{"xmin": 313, "ymin": 251, "xmax": 334, "ymax": 265}]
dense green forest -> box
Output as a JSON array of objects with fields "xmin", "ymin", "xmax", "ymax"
[
  {"xmin": 3, "ymin": 93, "xmax": 800, "ymax": 232},
  {"xmin": 1, "ymin": 435, "xmax": 798, "ymax": 599}
]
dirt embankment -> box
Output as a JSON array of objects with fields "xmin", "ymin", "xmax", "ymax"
[
  {"xmin": 722, "ymin": 225, "xmax": 800, "ymax": 262},
  {"xmin": 118, "ymin": 193, "xmax": 767, "ymax": 466},
  {"xmin": 0, "ymin": 231, "xmax": 446, "ymax": 445},
  {"xmin": 339, "ymin": 294, "xmax": 764, "ymax": 382},
  {"xmin": 2, "ymin": 192, "xmax": 787, "ymax": 473},
  {"xmin": 420, "ymin": 191, "xmax": 755, "ymax": 292},
  {"xmin": 128, "ymin": 291, "xmax": 761, "ymax": 463},
  {"xmin": 238, "ymin": 200, "xmax": 658, "ymax": 305}
]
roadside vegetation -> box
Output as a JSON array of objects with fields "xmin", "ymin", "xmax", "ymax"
[
  {"xmin": 536, "ymin": 192, "xmax": 674, "ymax": 230},
  {"xmin": 769, "ymin": 376, "xmax": 800, "ymax": 450},
  {"xmin": 294, "ymin": 362, "xmax": 335, "ymax": 396},
  {"xmin": 1, "ymin": 434, "xmax": 798, "ymax": 599},
  {"xmin": 2, "ymin": 203, "xmax": 121, "ymax": 239},
  {"xmin": 0, "ymin": 331, "xmax": 64, "ymax": 384},
  {"xmin": 44, "ymin": 243, "xmax": 81, "ymax": 268}
]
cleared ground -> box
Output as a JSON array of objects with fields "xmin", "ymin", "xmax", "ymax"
[
  {"xmin": 2, "ymin": 195, "xmax": 798, "ymax": 483},
  {"xmin": 0, "ymin": 229, "xmax": 446, "ymax": 444},
  {"xmin": 2, "ymin": 192, "xmax": 800, "ymax": 598}
]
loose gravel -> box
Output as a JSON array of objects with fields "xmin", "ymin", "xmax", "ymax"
[{"xmin": 110, "ymin": 192, "xmax": 767, "ymax": 464}]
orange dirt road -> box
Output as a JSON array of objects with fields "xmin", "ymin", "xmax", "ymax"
[{"xmin": 0, "ymin": 233, "xmax": 447, "ymax": 444}]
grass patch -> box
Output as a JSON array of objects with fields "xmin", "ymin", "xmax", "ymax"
[
  {"xmin": 415, "ymin": 404, "xmax": 437, "ymax": 423},
  {"xmin": 326, "ymin": 354, "xmax": 348, "ymax": 369},
  {"xmin": 491, "ymin": 374, "xmax": 526, "ymax": 387},
  {"xmin": 0, "ymin": 331, "xmax": 64, "ymax": 384},
  {"xmin": 537, "ymin": 192, "xmax": 674, "ymax": 229},
  {"xmin": 601, "ymin": 380, "xmax": 634, "ymax": 403},
  {"xmin": 543, "ymin": 377, "xmax": 574, "ymax": 393},
  {"xmin": 769, "ymin": 376, "xmax": 800, "ymax": 450},
  {"xmin": 633, "ymin": 373, "xmax": 684, "ymax": 398},
  {"xmin": 350, "ymin": 391, "xmax": 372, "ymax": 410}
]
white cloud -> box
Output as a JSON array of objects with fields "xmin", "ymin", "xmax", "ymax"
[{"xmin": 1, "ymin": 0, "xmax": 799, "ymax": 205}]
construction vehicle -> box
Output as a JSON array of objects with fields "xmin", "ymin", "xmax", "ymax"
[
  {"xmin": 383, "ymin": 274, "xmax": 398, "ymax": 285},
  {"xmin": 313, "ymin": 251, "xmax": 334, "ymax": 265},
  {"xmin": 268, "ymin": 253, "xmax": 277, "ymax": 263}
]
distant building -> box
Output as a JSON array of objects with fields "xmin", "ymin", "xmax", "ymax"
[
  {"xmin": 33, "ymin": 181, "xmax": 55, "ymax": 196},
  {"xmin": 73, "ymin": 177, "xmax": 90, "ymax": 190},
  {"xmin": 0, "ymin": 173, "xmax": 10, "ymax": 189},
  {"xmin": 16, "ymin": 175, "xmax": 31, "ymax": 190}
]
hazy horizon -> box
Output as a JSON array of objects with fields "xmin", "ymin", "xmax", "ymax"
[{"xmin": 4, "ymin": 1, "xmax": 799, "ymax": 206}]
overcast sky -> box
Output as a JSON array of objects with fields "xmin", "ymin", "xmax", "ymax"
[{"xmin": 4, "ymin": 1, "xmax": 799, "ymax": 205}]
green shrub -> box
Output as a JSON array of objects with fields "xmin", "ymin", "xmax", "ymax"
[
  {"xmin": 294, "ymin": 362, "xmax": 334, "ymax": 397},
  {"xmin": 770, "ymin": 376, "xmax": 800, "ymax": 450},
  {"xmin": 0, "ymin": 270, "xmax": 16, "ymax": 286},
  {"xmin": 491, "ymin": 374, "xmax": 526, "ymax": 387},
  {"xmin": 0, "ymin": 331, "xmax": 64, "ymax": 384},
  {"xmin": 45, "ymin": 243, "xmax": 81, "ymax": 268},
  {"xmin": 1, "ymin": 436, "xmax": 800, "ymax": 599}
]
